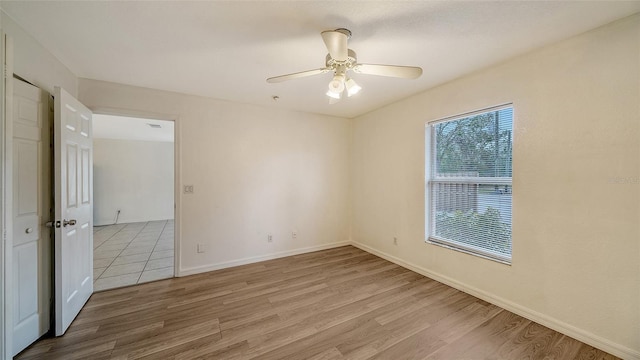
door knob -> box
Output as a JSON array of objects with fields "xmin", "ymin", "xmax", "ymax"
[
  {"xmin": 45, "ymin": 221, "xmax": 61, "ymax": 228},
  {"xmin": 63, "ymin": 219, "xmax": 77, "ymax": 227},
  {"xmin": 25, "ymin": 228, "xmax": 33, "ymax": 234}
]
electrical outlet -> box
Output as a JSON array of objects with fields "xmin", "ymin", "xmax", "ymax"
[
  {"xmin": 197, "ymin": 243, "xmax": 205, "ymax": 253},
  {"xmin": 184, "ymin": 185, "xmax": 194, "ymax": 194},
  {"xmin": 393, "ymin": 237, "xmax": 398, "ymax": 245},
  {"xmin": 292, "ymin": 231, "xmax": 297, "ymax": 239},
  {"xmin": 267, "ymin": 234, "xmax": 273, "ymax": 242}
]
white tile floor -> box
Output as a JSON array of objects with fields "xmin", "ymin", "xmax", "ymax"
[{"xmin": 93, "ymin": 220, "xmax": 174, "ymax": 291}]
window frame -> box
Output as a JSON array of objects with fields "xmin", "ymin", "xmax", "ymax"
[{"xmin": 426, "ymin": 103, "xmax": 513, "ymax": 264}]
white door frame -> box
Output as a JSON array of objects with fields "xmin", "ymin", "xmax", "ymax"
[
  {"xmin": 1, "ymin": 31, "xmax": 5, "ymax": 360},
  {"xmin": 1, "ymin": 32, "xmax": 14, "ymax": 360},
  {"xmin": 89, "ymin": 107, "xmax": 181, "ymax": 277}
]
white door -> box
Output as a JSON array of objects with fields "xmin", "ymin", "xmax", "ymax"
[
  {"xmin": 11, "ymin": 80, "xmax": 51, "ymax": 355},
  {"xmin": 53, "ymin": 86, "xmax": 93, "ymax": 335}
]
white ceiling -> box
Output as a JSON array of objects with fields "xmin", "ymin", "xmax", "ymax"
[
  {"xmin": 2, "ymin": 1, "xmax": 639, "ymax": 118},
  {"xmin": 93, "ymin": 114, "xmax": 174, "ymax": 142}
]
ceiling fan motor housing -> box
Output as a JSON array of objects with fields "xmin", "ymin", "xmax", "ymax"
[
  {"xmin": 334, "ymin": 28, "xmax": 352, "ymax": 38},
  {"xmin": 326, "ymin": 49, "xmax": 358, "ymax": 71}
]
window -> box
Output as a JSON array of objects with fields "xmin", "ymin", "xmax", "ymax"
[{"xmin": 427, "ymin": 105, "xmax": 513, "ymax": 263}]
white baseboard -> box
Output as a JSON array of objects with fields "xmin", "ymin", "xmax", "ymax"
[
  {"xmin": 350, "ymin": 241, "xmax": 639, "ymax": 360},
  {"xmin": 178, "ymin": 241, "xmax": 350, "ymax": 277}
]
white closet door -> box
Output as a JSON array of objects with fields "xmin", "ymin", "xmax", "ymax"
[{"xmin": 12, "ymin": 79, "xmax": 51, "ymax": 355}]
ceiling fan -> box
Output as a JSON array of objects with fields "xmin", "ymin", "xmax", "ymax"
[{"xmin": 266, "ymin": 28, "xmax": 423, "ymax": 103}]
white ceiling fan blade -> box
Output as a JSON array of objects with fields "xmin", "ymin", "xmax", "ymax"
[
  {"xmin": 266, "ymin": 68, "xmax": 330, "ymax": 83},
  {"xmin": 321, "ymin": 30, "xmax": 348, "ymax": 61},
  {"xmin": 353, "ymin": 64, "xmax": 423, "ymax": 79}
]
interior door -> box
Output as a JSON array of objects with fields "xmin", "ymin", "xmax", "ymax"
[
  {"xmin": 53, "ymin": 86, "xmax": 93, "ymax": 335},
  {"xmin": 11, "ymin": 79, "xmax": 51, "ymax": 355}
]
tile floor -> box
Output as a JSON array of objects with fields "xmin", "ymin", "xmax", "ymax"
[{"xmin": 93, "ymin": 220, "xmax": 174, "ymax": 291}]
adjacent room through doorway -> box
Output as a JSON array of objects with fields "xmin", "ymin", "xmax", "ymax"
[{"xmin": 90, "ymin": 114, "xmax": 175, "ymax": 291}]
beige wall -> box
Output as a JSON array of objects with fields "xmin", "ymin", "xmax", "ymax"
[
  {"xmin": 351, "ymin": 14, "xmax": 639, "ymax": 358},
  {"xmin": 78, "ymin": 79, "xmax": 351, "ymax": 275},
  {"xmin": 93, "ymin": 138, "xmax": 174, "ymax": 225},
  {"xmin": 1, "ymin": 11, "xmax": 77, "ymax": 96}
]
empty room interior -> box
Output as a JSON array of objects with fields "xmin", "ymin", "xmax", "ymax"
[
  {"xmin": 92, "ymin": 114, "xmax": 175, "ymax": 291},
  {"xmin": 0, "ymin": 1, "xmax": 639, "ymax": 360}
]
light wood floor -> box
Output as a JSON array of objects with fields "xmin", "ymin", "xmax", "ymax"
[{"xmin": 17, "ymin": 246, "xmax": 618, "ymax": 360}]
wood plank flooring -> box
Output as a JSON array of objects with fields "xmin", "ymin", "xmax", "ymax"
[{"xmin": 16, "ymin": 246, "xmax": 618, "ymax": 360}]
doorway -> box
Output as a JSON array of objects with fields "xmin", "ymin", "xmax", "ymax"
[{"xmin": 91, "ymin": 114, "xmax": 175, "ymax": 291}]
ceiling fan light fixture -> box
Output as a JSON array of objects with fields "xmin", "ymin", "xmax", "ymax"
[
  {"xmin": 326, "ymin": 89, "xmax": 341, "ymax": 99},
  {"xmin": 345, "ymin": 78, "xmax": 361, "ymax": 97},
  {"xmin": 328, "ymin": 74, "xmax": 345, "ymax": 94},
  {"xmin": 328, "ymin": 96, "xmax": 341, "ymax": 105}
]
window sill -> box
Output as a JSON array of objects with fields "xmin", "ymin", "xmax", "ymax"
[{"xmin": 426, "ymin": 237, "xmax": 512, "ymax": 265}]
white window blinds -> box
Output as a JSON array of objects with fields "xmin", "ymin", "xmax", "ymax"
[{"xmin": 427, "ymin": 105, "xmax": 513, "ymax": 263}]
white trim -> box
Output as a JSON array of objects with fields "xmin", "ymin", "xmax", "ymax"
[
  {"xmin": 88, "ymin": 106, "xmax": 179, "ymax": 123},
  {"xmin": 426, "ymin": 237, "xmax": 512, "ymax": 265},
  {"xmin": 173, "ymin": 115, "xmax": 181, "ymax": 279},
  {"xmin": 424, "ymin": 125, "xmax": 433, "ymax": 242},
  {"xmin": 178, "ymin": 241, "xmax": 350, "ymax": 277},
  {"xmin": 2, "ymin": 33, "xmax": 13, "ymax": 360},
  {"xmin": 426, "ymin": 102, "xmax": 513, "ymax": 126},
  {"xmin": 0, "ymin": 31, "xmax": 7, "ymax": 360},
  {"xmin": 350, "ymin": 240, "xmax": 640, "ymax": 360},
  {"xmin": 429, "ymin": 177, "xmax": 512, "ymax": 185}
]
